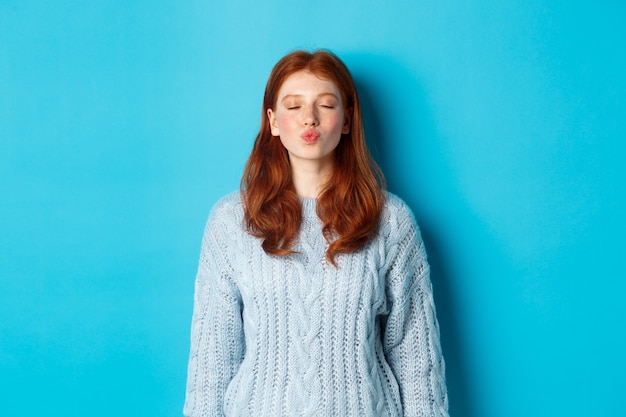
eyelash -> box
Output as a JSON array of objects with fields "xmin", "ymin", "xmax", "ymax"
[{"xmin": 287, "ymin": 105, "xmax": 335, "ymax": 110}]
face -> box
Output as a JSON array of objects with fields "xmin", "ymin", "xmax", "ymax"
[{"xmin": 267, "ymin": 70, "xmax": 351, "ymax": 169}]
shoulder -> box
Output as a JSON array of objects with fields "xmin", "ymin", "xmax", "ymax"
[
  {"xmin": 209, "ymin": 191, "xmax": 243, "ymax": 219},
  {"xmin": 379, "ymin": 192, "xmax": 429, "ymax": 278},
  {"xmin": 383, "ymin": 191, "xmax": 413, "ymax": 218},
  {"xmin": 381, "ymin": 191, "xmax": 418, "ymax": 234},
  {"xmin": 377, "ymin": 191, "xmax": 427, "ymax": 255},
  {"xmin": 205, "ymin": 191, "xmax": 245, "ymax": 234}
]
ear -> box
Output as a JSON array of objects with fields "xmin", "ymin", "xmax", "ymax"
[
  {"xmin": 267, "ymin": 108, "xmax": 280, "ymax": 136},
  {"xmin": 341, "ymin": 109, "xmax": 352, "ymax": 134}
]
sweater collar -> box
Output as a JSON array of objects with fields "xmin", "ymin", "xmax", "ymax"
[{"xmin": 299, "ymin": 197, "xmax": 318, "ymax": 219}]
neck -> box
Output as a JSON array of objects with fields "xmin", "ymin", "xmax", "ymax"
[{"xmin": 290, "ymin": 158, "xmax": 334, "ymax": 198}]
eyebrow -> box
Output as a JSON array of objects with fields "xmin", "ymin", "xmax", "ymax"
[{"xmin": 281, "ymin": 92, "xmax": 339, "ymax": 102}]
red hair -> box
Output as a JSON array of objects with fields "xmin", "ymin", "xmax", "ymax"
[{"xmin": 241, "ymin": 50, "xmax": 385, "ymax": 266}]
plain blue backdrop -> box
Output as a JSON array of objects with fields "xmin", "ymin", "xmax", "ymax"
[{"xmin": 1, "ymin": 1, "xmax": 624, "ymax": 416}]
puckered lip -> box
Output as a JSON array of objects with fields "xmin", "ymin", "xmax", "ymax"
[{"xmin": 301, "ymin": 128, "xmax": 320, "ymax": 143}]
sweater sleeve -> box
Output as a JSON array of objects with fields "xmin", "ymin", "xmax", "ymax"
[
  {"xmin": 183, "ymin": 201, "xmax": 245, "ymax": 417},
  {"xmin": 381, "ymin": 205, "xmax": 449, "ymax": 417}
]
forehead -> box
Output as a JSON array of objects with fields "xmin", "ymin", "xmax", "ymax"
[{"xmin": 277, "ymin": 70, "xmax": 342, "ymax": 99}]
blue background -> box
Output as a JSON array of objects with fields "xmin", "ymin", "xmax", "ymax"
[{"xmin": 1, "ymin": 1, "xmax": 624, "ymax": 416}]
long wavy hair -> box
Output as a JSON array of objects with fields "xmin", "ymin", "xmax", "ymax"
[{"xmin": 241, "ymin": 49, "xmax": 385, "ymax": 266}]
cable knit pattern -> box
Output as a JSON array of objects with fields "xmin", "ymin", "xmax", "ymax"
[{"xmin": 183, "ymin": 191, "xmax": 449, "ymax": 417}]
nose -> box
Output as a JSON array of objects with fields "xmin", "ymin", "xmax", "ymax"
[{"xmin": 303, "ymin": 105, "xmax": 319, "ymax": 126}]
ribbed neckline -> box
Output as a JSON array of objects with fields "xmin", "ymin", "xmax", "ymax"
[{"xmin": 299, "ymin": 197, "xmax": 318, "ymax": 219}]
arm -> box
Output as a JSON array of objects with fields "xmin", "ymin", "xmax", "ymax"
[
  {"xmin": 183, "ymin": 204, "xmax": 245, "ymax": 417},
  {"xmin": 382, "ymin": 209, "xmax": 449, "ymax": 417}
]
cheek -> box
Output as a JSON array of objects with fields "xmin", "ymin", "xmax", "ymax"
[
  {"xmin": 327, "ymin": 113, "xmax": 344, "ymax": 132},
  {"xmin": 277, "ymin": 113, "xmax": 298, "ymax": 130}
]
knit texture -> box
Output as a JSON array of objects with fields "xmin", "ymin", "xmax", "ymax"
[{"xmin": 183, "ymin": 192, "xmax": 448, "ymax": 417}]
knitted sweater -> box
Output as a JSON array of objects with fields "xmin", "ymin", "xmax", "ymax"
[{"xmin": 183, "ymin": 192, "xmax": 448, "ymax": 417}]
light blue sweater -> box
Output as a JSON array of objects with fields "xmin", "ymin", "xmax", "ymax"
[{"xmin": 183, "ymin": 192, "xmax": 448, "ymax": 417}]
